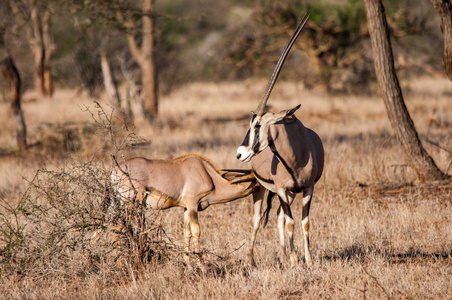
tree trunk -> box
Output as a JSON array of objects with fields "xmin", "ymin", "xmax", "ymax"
[
  {"xmin": 42, "ymin": 9, "xmax": 54, "ymax": 97},
  {"xmin": 9, "ymin": 0, "xmax": 54, "ymax": 97},
  {"xmin": 12, "ymin": 2, "xmax": 54, "ymax": 98},
  {"xmin": 30, "ymin": 7, "xmax": 46, "ymax": 96},
  {"xmin": 100, "ymin": 51, "xmax": 130, "ymax": 126},
  {"xmin": 141, "ymin": 61, "xmax": 158, "ymax": 118},
  {"xmin": 429, "ymin": 0, "xmax": 452, "ymax": 81},
  {"xmin": 120, "ymin": 61, "xmax": 144, "ymax": 120},
  {"xmin": 1, "ymin": 57, "xmax": 27, "ymax": 150},
  {"xmin": 364, "ymin": 0, "xmax": 448, "ymax": 182},
  {"xmin": 142, "ymin": 0, "xmax": 158, "ymax": 117},
  {"xmin": 127, "ymin": 0, "xmax": 158, "ymax": 120}
]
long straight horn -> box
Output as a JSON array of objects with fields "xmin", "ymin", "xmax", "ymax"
[{"xmin": 255, "ymin": 12, "xmax": 310, "ymax": 116}]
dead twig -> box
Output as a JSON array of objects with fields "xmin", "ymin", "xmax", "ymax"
[{"xmin": 360, "ymin": 262, "xmax": 391, "ymax": 299}]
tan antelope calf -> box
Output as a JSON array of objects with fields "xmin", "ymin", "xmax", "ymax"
[
  {"xmin": 111, "ymin": 154, "xmax": 257, "ymax": 267},
  {"xmin": 236, "ymin": 13, "xmax": 325, "ymax": 267}
]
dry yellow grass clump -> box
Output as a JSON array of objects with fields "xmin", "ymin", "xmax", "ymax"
[{"xmin": 0, "ymin": 76, "xmax": 451, "ymax": 299}]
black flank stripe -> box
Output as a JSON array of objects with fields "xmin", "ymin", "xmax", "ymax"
[
  {"xmin": 268, "ymin": 134, "xmax": 301, "ymax": 192},
  {"xmin": 254, "ymin": 170, "xmax": 274, "ymax": 185}
]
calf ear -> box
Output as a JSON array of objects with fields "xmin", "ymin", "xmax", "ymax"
[{"xmin": 271, "ymin": 104, "xmax": 301, "ymax": 123}]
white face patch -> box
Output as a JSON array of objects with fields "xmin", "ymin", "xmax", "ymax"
[
  {"xmin": 236, "ymin": 145, "xmax": 254, "ymax": 162},
  {"xmin": 237, "ymin": 115, "xmax": 269, "ymax": 162}
]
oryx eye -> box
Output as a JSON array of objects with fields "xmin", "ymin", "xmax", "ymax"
[{"xmin": 255, "ymin": 123, "xmax": 261, "ymax": 129}]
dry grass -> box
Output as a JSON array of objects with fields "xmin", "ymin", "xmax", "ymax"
[{"xmin": 0, "ymin": 76, "xmax": 451, "ymax": 299}]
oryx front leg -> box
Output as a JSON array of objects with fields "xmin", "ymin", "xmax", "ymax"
[
  {"xmin": 302, "ymin": 187, "xmax": 313, "ymax": 267},
  {"xmin": 277, "ymin": 204, "xmax": 286, "ymax": 264},
  {"xmin": 247, "ymin": 186, "xmax": 265, "ymax": 267},
  {"xmin": 280, "ymin": 199, "xmax": 297, "ymax": 266}
]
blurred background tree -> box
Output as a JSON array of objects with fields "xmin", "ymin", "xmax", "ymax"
[
  {"xmin": 0, "ymin": 0, "xmax": 446, "ymax": 106},
  {"xmin": 429, "ymin": 0, "xmax": 452, "ymax": 81},
  {"xmin": 8, "ymin": 0, "xmax": 55, "ymax": 97}
]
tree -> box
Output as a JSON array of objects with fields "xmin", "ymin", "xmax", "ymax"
[
  {"xmin": 429, "ymin": 0, "xmax": 452, "ymax": 81},
  {"xmin": 66, "ymin": 0, "xmax": 158, "ymax": 120},
  {"xmin": 9, "ymin": 0, "xmax": 55, "ymax": 97},
  {"xmin": 125, "ymin": 0, "xmax": 158, "ymax": 119},
  {"xmin": 363, "ymin": 0, "xmax": 449, "ymax": 182},
  {"xmin": 100, "ymin": 51, "xmax": 131, "ymax": 126},
  {"xmin": 1, "ymin": 57, "xmax": 27, "ymax": 150}
]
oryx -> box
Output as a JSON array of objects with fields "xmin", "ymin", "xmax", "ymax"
[
  {"xmin": 111, "ymin": 154, "xmax": 257, "ymax": 268},
  {"xmin": 236, "ymin": 13, "xmax": 324, "ymax": 267}
]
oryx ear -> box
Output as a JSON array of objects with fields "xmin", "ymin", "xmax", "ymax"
[
  {"xmin": 251, "ymin": 112, "xmax": 257, "ymax": 122},
  {"xmin": 271, "ymin": 104, "xmax": 301, "ymax": 123},
  {"xmin": 283, "ymin": 104, "xmax": 301, "ymax": 117}
]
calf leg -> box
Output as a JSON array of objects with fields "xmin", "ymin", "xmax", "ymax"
[
  {"xmin": 183, "ymin": 208, "xmax": 192, "ymax": 267},
  {"xmin": 188, "ymin": 209, "xmax": 201, "ymax": 254},
  {"xmin": 184, "ymin": 206, "xmax": 204, "ymax": 270}
]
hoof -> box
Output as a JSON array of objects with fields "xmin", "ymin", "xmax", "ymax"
[{"xmin": 245, "ymin": 253, "xmax": 257, "ymax": 268}]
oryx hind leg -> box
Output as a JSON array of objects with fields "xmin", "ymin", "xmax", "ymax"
[
  {"xmin": 302, "ymin": 187, "xmax": 314, "ymax": 267},
  {"xmin": 246, "ymin": 186, "xmax": 266, "ymax": 267}
]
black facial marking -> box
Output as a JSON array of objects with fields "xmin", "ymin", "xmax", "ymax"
[
  {"xmin": 251, "ymin": 124, "xmax": 261, "ymax": 153},
  {"xmin": 240, "ymin": 130, "xmax": 250, "ymax": 147}
]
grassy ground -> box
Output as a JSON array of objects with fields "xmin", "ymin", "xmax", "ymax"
[{"xmin": 0, "ymin": 76, "xmax": 451, "ymax": 299}]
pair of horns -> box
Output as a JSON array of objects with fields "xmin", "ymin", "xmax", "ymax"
[{"xmin": 255, "ymin": 12, "xmax": 310, "ymax": 116}]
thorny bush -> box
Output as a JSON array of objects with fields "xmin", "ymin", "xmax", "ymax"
[{"xmin": 0, "ymin": 104, "xmax": 175, "ymax": 283}]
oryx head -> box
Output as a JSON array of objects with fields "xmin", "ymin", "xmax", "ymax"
[
  {"xmin": 236, "ymin": 105, "xmax": 301, "ymax": 162},
  {"xmin": 236, "ymin": 13, "xmax": 309, "ymax": 163}
]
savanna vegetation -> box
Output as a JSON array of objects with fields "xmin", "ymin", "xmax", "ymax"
[{"xmin": 0, "ymin": 0, "xmax": 451, "ymax": 299}]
